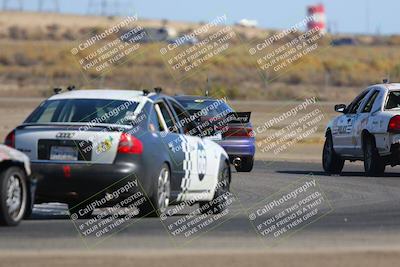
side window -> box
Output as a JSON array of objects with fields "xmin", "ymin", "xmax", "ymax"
[
  {"xmin": 348, "ymin": 92, "xmax": 368, "ymax": 114},
  {"xmin": 362, "ymin": 91, "xmax": 379, "ymax": 113},
  {"xmin": 154, "ymin": 101, "xmax": 179, "ymax": 133},
  {"xmin": 171, "ymin": 102, "xmax": 197, "ymax": 135}
]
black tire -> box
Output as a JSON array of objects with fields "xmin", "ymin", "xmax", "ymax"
[
  {"xmin": 24, "ymin": 180, "xmax": 35, "ymax": 219},
  {"xmin": 137, "ymin": 163, "xmax": 171, "ymax": 218},
  {"xmin": 0, "ymin": 166, "xmax": 28, "ymax": 226},
  {"xmin": 23, "ymin": 196, "xmax": 33, "ymax": 219},
  {"xmin": 235, "ymin": 156, "xmax": 254, "ymax": 172},
  {"xmin": 199, "ymin": 160, "xmax": 231, "ymax": 215},
  {"xmin": 363, "ymin": 135, "xmax": 385, "ymax": 176},
  {"xmin": 322, "ymin": 132, "xmax": 345, "ymax": 174},
  {"xmin": 68, "ymin": 202, "xmax": 94, "ymax": 220}
]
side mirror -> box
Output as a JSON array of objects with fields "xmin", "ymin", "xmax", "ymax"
[{"xmin": 334, "ymin": 104, "xmax": 346, "ymax": 113}]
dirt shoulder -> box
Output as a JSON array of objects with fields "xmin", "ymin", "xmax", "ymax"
[{"xmin": 0, "ymin": 248, "xmax": 399, "ymax": 267}]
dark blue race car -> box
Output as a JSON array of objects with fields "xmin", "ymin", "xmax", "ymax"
[
  {"xmin": 174, "ymin": 95, "xmax": 255, "ymax": 172},
  {"xmin": 7, "ymin": 89, "xmax": 232, "ymax": 219}
]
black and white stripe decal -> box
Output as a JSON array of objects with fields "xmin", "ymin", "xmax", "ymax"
[{"xmin": 178, "ymin": 135, "xmax": 191, "ymax": 201}]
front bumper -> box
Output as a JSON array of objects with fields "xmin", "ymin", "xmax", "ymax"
[{"xmin": 31, "ymin": 159, "xmax": 146, "ymax": 205}]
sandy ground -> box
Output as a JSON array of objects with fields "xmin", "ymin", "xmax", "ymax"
[{"xmin": 0, "ymin": 249, "xmax": 399, "ymax": 267}]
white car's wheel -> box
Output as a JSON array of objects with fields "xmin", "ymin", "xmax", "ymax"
[
  {"xmin": 322, "ymin": 132, "xmax": 344, "ymax": 174},
  {"xmin": 0, "ymin": 166, "xmax": 28, "ymax": 226},
  {"xmin": 199, "ymin": 161, "xmax": 231, "ymax": 214},
  {"xmin": 363, "ymin": 136, "xmax": 385, "ymax": 176}
]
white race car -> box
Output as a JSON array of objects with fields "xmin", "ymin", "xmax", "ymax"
[{"xmin": 323, "ymin": 82, "xmax": 400, "ymax": 176}]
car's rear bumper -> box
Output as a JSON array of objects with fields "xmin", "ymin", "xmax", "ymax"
[
  {"xmin": 216, "ymin": 138, "xmax": 255, "ymax": 158},
  {"xmin": 31, "ymin": 159, "xmax": 146, "ymax": 205}
]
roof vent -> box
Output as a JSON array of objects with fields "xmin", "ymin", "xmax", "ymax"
[
  {"xmin": 154, "ymin": 87, "xmax": 162, "ymax": 94},
  {"xmin": 383, "ymin": 78, "xmax": 390, "ymax": 84},
  {"xmin": 143, "ymin": 89, "xmax": 150, "ymax": 96},
  {"xmin": 67, "ymin": 85, "xmax": 76, "ymax": 91}
]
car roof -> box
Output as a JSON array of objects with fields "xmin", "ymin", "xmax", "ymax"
[
  {"xmin": 173, "ymin": 95, "xmax": 217, "ymax": 101},
  {"xmin": 384, "ymin": 83, "xmax": 400, "ymax": 91},
  {"xmin": 48, "ymin": 89, "xmax": 148, "ymax": 101},
  {"xmin": 367, "ymin": 83, "xmax": 400, "ymax": 91}
]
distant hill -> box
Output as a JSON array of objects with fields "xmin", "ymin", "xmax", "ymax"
[{"xmin": 0, "ymin": 11, "xmax": 400, "ymax": 101}]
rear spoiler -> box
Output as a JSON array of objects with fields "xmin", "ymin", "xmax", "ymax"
[
  {"xmin": 227, "ymin": 112, "xmax": 251, "ymax": 124},
  {"xmin": 16, "ymin": 123, "xmax": 131, "ymax": 131}
]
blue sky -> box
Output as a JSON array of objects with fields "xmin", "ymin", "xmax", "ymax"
[{"xmin": 3, "ymin": 0, "xmax": 399, "ymax": 34}]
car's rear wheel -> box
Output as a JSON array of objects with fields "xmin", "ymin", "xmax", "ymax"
[
  {"xmin": 138, "ymin": 163, "xmax": 170, "ymax": 218},
  {"xmin": 363, "ymin": 135, "xmax": 385, "ymax": 176},
  {"xmin": 322, "ymin": 132, "xmax": 344, "ymax": 174},
  {"xmin": 0, "ymin": 166, "xmax": 28, "ymax": 226},
  {"xmin": 199, "ymin": 161, "xmax": 231, "ymax": 214},
  {"xmin": 235, "ymin": 156, "xmax": 254, "ymax": 172}
]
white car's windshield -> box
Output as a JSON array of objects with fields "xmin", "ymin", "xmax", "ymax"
[{"xmin": 24, "ymin": 99, "xmax": 139, "ymax": 125}]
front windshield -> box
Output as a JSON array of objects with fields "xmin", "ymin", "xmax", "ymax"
[{"xmin": 24, "ymin": 99, "xmax": 139, "ymax": 125}]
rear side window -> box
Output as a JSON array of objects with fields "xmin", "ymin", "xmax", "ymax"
[
  {"xmin": 385, "ymin": 91, "xmax": 400, "ymax": 110},
  {"xmin": 25, "ymin": 99, "xmax": 139, "ymax": 125}
]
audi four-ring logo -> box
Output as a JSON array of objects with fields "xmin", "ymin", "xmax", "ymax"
[{"xmin": 56, "ymin": 132, "xmax": 75, "ymax": 139}]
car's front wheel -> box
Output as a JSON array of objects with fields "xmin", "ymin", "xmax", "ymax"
[
  {"xmin": 363, "ymin": 136, "xmax": 385, "ymax": 176},
  {"xmin": 199, "ymin": 161, "xmax": 231, "ymax": 214},
  {"xmin": 0, "ymin": 166, "xmax": 28, "ymax": 226},
  {"xmin": 322, "ymin": 132, "xmax": 344, "ymax": 174}
]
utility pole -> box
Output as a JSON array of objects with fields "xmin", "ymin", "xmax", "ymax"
[
  {"xmin": 38, "ymin": 0, "xmax": 60, "ymax": 13},
  {"xmin": 3, "ymin": 0, "xmax": 24, "ymax": 11},
  {"xmin": 100, "ymin": 0, "xmax": 106, "ymax": 15},
  {"xmin": 87, "ymin": 0, "xmax": 108, "ymax": 16},
  {"xmin": 366, "ymin": 0, "xmax": 371, "ymax": 34},
  {"xmin": 87, "ymin": 0, "xmax": 94, "ymax": 15},
  {"xmin": 88, "ymin": 0, "xmax": 131, "ymax": 16}
]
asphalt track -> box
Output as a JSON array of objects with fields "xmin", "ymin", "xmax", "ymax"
[{"xmin": 1, "ymin": 159, "xmax": 400, "ymax": 254}]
